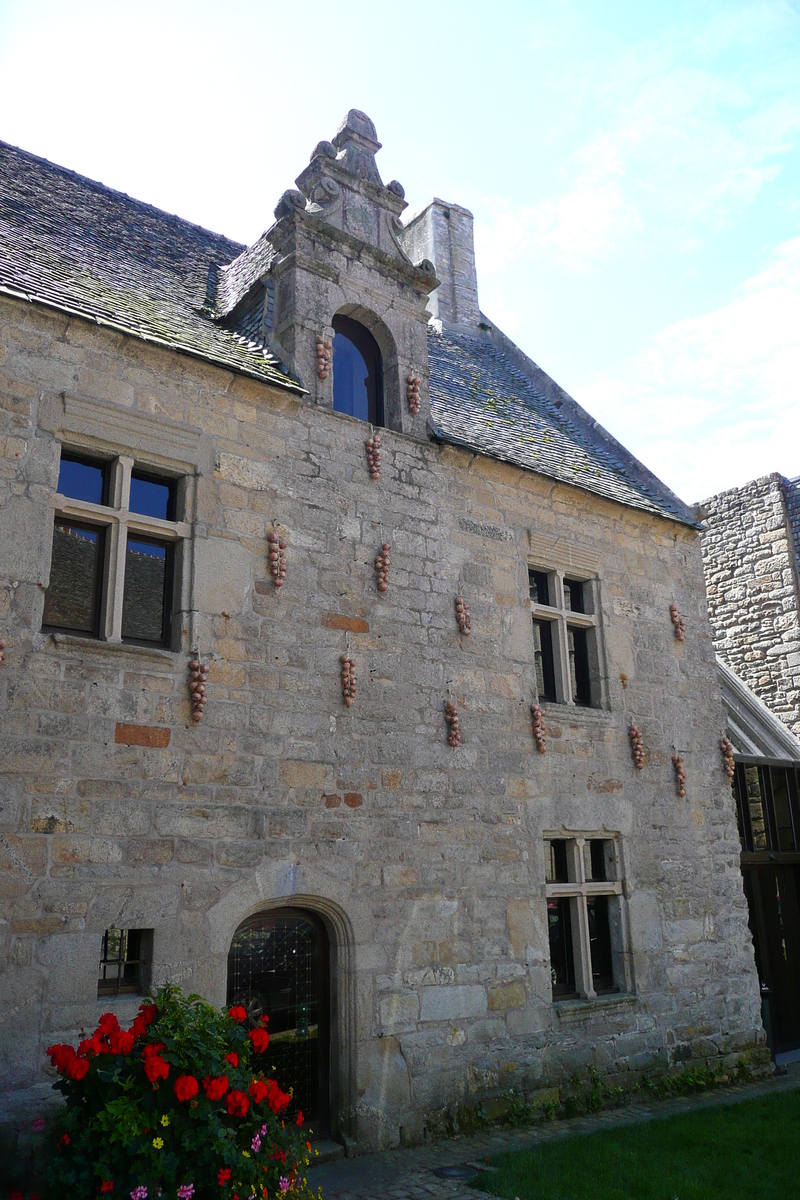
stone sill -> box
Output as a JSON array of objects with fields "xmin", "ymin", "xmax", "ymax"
[
  {"xmin": 546, "ymin": 704, "xmax": 615, "ymax": 726},
  {"xmin": 554, "ymin": 993, "xmax": 638, "ymax": 1023},
  {"xmin": 49, "ymin": 632, "xmax": 179, "ymax": 665}
]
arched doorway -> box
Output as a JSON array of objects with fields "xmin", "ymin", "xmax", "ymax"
[{"xmin": 227, "ymin": 909, "xmax": 330, "ymax": 1133}]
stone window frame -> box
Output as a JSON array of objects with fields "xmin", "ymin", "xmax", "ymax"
[
  {"xmin": 46, "ymin": 442, "xmax": 193, "ymax": 648},
  {"xmin": 528, "ymin": 563, "xmax": 603, "ymax": 709},
  {"xmin": 544, "ymin": 832, "xmax": 631, "ymax": 1003}
]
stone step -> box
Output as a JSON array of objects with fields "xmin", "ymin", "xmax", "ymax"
[{"xmin": 312, "ymin": 1138, "xmax": 346, "ymax": 1165}]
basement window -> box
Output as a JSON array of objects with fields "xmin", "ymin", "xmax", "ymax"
[{"xmin": 97, "ymin": 927, "xmax": 153, "ymax": 997}]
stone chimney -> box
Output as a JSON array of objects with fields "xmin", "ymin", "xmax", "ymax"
[{"xmin": 400, "ymin": 198, "xmax": 480, "ymax": 330}]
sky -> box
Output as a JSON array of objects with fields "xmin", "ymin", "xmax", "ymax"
[{"xmin": 0, "ymin": 0, "xmax": 798, "ymax": 504}]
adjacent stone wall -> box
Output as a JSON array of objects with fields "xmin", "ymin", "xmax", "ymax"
[
  {"xmin": 0, "ymin": 295, "xmax": 766, "ymax": 1152},
  {"xmin": 700, "ymin": 474, "xmax": 800, "ymax": 738}
]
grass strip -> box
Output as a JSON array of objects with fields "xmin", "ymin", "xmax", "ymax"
[{"xmin": 475, "ymin": 1086, "xmax": 800, "ymax": 1200}]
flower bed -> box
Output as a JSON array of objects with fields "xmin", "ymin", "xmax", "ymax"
[{"xmin": 36, "ymin": 985, "xmax": 318, "ymax": 1200}]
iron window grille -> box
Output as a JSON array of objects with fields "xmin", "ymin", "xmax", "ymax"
[
  {"xmin": 43, "ymin": 450, "xmax": 190, "ymax": 647},
  {"xmin": 97, "ymin": 927, "xmax": 152, "ymax": 997}
]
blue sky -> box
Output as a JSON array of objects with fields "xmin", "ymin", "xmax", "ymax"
[{"xmin": 1, "ymin": 0, "xmax": 798, "ymax": 503}]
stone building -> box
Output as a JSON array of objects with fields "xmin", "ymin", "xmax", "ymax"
[
  {"xmin": 701, "ymin": 473, "xmax": 800, "ymax": 739},
  {"xmin": 0, "ymin": 111, "xmax": 767, "ymax": 1154}
]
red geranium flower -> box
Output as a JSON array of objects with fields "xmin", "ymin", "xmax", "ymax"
[
  {"xmin": 174, "ymin": 1074, "xmax": 199, "ymax": 1102},
  {"xmin": 109, "ymin": 1029, "xmax": 134, "ymax": 1056},
  {"xmin": 248, "ymin": 1027, "xmax": 269, "ymax": 1053},
  {"xmin": 225, "ymin": 1088, "xmax": 249, "ymax": 1118},
  {"xmin": 65, "ymin": 1056, "xmax": 90, "ymax": 1081},
  {"xmin": 97, "ymin": 1012, "xmax": 120, "ymax": 1035},
  {"xmin": 224, "ymin": 1052, "xmax": 238, "ymax": 1067},
  {"xmin": 139, "ymin": 1002, "xmax": 158, "ymax": 1025},
  {"xmin": 217, "ymin": 1168, "xmax": 232, "ymax": 1186},
  {"xmin": 203, "ymin": 1074, "xmax": 229, "ymax": 1101},
  {"xmin": 143, "ymin": 1054, "xmax": 169, "ymax": 1084},
  {"xmin": 249, "ymin": 1078, "xmax": 269, "ymax": 1104},
  {"xmin": 296, "ymin": 1110, "xmax": 304, "ymax": 1125},
  {"xmin": 47, "ymin": 1044, "xmax": 76, "ymax": 1073},
  {"xmin": 227, "ymin": 1005, "xmax": 247, "ymax": 1023},
  {"xmin": 58, "ymin": 1133, "xmax": 70, "ymax": 1147},
  {"xmin": 100, "ymin": 1182, "xmax": 114, "ymax": 1193}
]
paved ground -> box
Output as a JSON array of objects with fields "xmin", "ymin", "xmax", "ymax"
[{"xmin": 309, "ymin": 1064, "xmax": 800, "ymax": 1200}]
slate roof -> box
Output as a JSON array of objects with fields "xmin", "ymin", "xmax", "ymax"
[
  {"xmin": 0, "ymin": 139, "xmax": 696, "ymax": 526},
  {"xmin": 427, "ymin": 327, "xmax": 697, "ymax": 525},
  {"xmin": 0, "ymin": 141, "xmax": 300, "ymax": 392}
]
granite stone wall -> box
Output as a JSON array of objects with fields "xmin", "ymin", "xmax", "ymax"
[
  {"xmin": 701, "ymin": 474, "xmax": 800, "ymax": 739},
  {"xmin": 0, "ymin": 294, "xmax": 766, "ymax": 1151}
]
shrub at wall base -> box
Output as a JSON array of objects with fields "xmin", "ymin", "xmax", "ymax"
[{"xmin": 42, "ymin": 985, "xmax": 318, "ymax": 1200}]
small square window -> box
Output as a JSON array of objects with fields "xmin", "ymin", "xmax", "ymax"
[
  {"xmin": 98, "ymin": 927, "xmax": 152, "ymax": 997},
  {"xmin": 130, "ymin": 470, "xmax": 177, "ymax": 521},
  {"xmin": 57, "ymin": 452, "xmax": 109, "ymax": 505},
  {"xmin": 529, "ymin": 569, "xmax": 550, "ymax": 606},
  {"xmin": 563, "ymin": 578, "xmax": 585, "ymax": 613}
]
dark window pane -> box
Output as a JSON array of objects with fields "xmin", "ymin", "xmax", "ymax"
[
  {"xmin": 732, "ymin": 765, "xmax": 749, "ymax": 852},
  {"xmin": 529, "ymin": 570, "xmax": 550, "ymax": 606},
  {"xmin": 130, "ymin": 471, "xmax": 175, "ymax": 521},
  {"xmin": 546, "ymin": 839, "xmax": 569, "ymax": 883},
  {"xmin": 534, "ymin": 619, "xmax": 557, "ymax": 701},
  {"xmin": 744, "ymin": 765, "xmax": 768, "ymax": 851},
  {"xmin": 568, "ymin": 626, "xmax": 591, "ymax": 705},
  {"xmin": 98, "ymin": 927, "xmax": 150, "ymax": 996},
  {"xmin": 332, "ymin": 315, "xmax": 383, "ymax": 426},
  {"xmin": 42, "ymin": 520, "xmax": 104, "ymax": 634},
  {"xmin": 548, "ymin": 898, "xmax": 576, "ymax": 998},
  {"xmin": 122, "ymin": 538, "xmax": 173, "ymax": 643},
  {"xmin": 588, "ymin": 839, "xmax": 608, "ymax": 882},
  {"xmin": 587, "ymin": 896, "xmax": 615, "ymax": 992},
  {"xmin": 563, "ymin": 578, "xmax": 585, "ymax": 613},
  {"xmin": 770, "ymin": 768, "xmax": 796, "ymax": 851},
  {"xmin": 57, "ymin": 453, "xmax": 108, "ymax": 505}
]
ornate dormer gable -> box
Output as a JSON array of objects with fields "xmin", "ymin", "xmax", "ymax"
[{"xmin": 248, "ymin": 111, "xmax": 439, "ymax": 436}]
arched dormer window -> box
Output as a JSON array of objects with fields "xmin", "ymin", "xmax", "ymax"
[{"xmin": 332, "ymin": 315, "xmax": 384, "ymax": 426}]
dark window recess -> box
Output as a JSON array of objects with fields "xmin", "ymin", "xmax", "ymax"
[
  {"xmin": 121, "ymin": 538, "xmax": 174, "ymax": 644},
  {"xmin": 588, "ymin": 839, "xmax": 608, "ymax": 882},
  {"xmin": 587, "ymin": 896, "xmax": 616, "ymax": 993},
  {"xmin": 548, "ymin": 898, "xmax": 577, "ymax": 998},
  {"xmin": 332, "ymin": 315, "xmax": 384, "ymax": 426},
  {"xmin": 130, "ymin": 471, "xmax": 176, "ymax": 521},
  {"xmin": 42, "ymin": 520, "xmax": 105, "ymax": 635},
  {"xmin": 563, "ymin": 578, "xmax": 585, "ymax": 613},
  {"xmin": 534, "ymin": 619, "xmax": 557, "ymax": 702},
  {"xmin": 529, "ymin": 569, "xmax": 550, "ymax": 606},
  {"xmin": 735, "ymin": 763, "xmax": 800, "ymax": 855},
  {"xmin": 57, "ymin": 453, "xmax": 109, "ymax": 505},
  {"xmin": 547, "ymin": 839, "xmax": 569, "ymax": 883},
  {"xmin": 568, "ymin": 626, "xmax": 591, "ymax": 705},
  {"xmin": 98, "ymin": 927, "xmax": 152, "ymax": 996}
]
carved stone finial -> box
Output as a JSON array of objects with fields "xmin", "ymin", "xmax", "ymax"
[
  {"xmin": 310, "ymin": 140, "xmax": 337, "ymax": 162},
  {"xmin": 332, "ymin": 109, "xmax": 383, "ymax": 186},
  {"xmin": 274, "ymin": 188, "xmax": 307, "ymax": 219},
  {"xmin": 388, "ymin": 180, "xmax": 405, "ymax": 199}
]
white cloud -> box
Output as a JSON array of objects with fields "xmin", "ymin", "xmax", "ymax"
[{"xmin": 573, "ymin": 237, "xmax": 800, "ymax": 501}]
